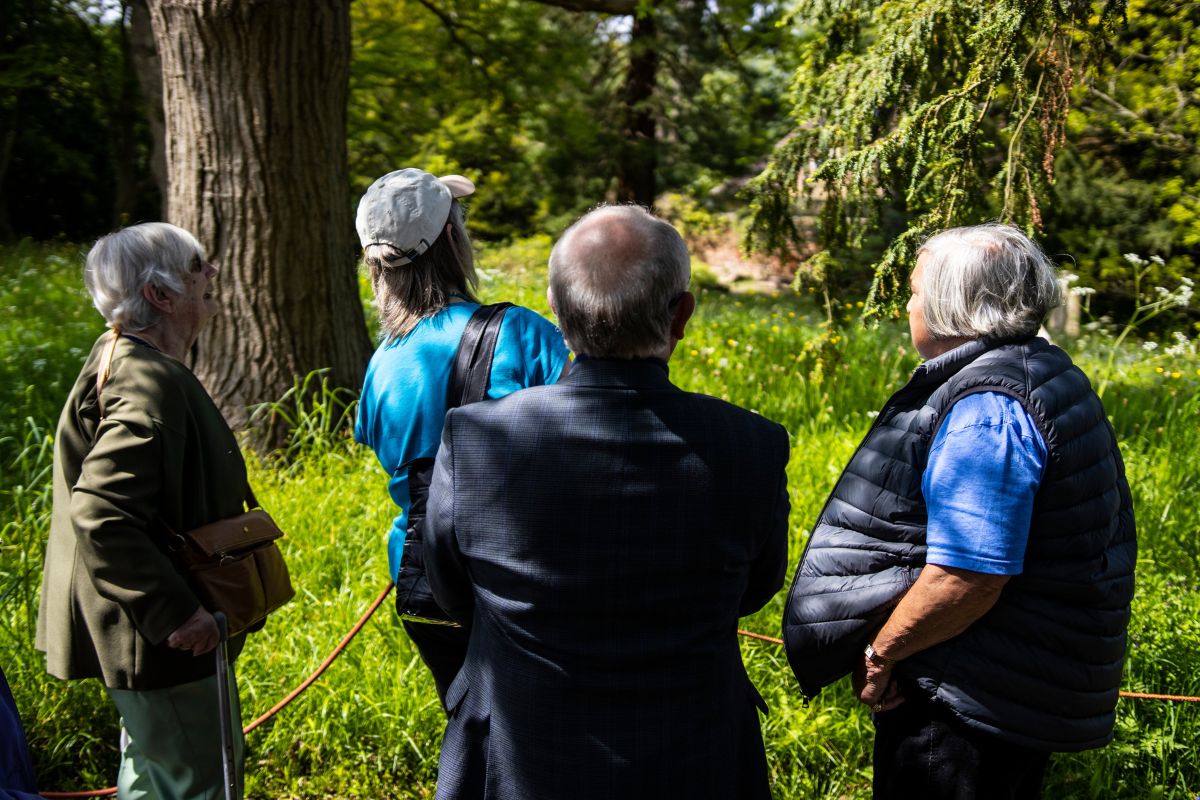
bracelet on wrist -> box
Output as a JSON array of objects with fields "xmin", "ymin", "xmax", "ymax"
[{"xmin": 864, "ymin": 643, "xmax": 895, "ymax": 668}]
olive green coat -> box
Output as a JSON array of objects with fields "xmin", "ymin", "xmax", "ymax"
[{"xmin": 36, "ymin": 333, "xmax": 248, "ymax": 690}]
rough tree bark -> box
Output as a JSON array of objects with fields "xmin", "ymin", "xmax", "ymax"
[{"xmin": 147, "ymin": 0, "xmax": 371, "ymax": 430}]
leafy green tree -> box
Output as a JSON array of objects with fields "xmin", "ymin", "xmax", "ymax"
[
  {"xmin": 349, "ymin": 0, "xmax": 796, "ymax": 237},
  {"xmin": 747, "ymin": 0, "xmax": 1127, "ymax": 310},
  {"xmin": 349, "ymin": 0, "xmax": 617, "ymax": 237}
]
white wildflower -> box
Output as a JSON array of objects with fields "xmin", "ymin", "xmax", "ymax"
[
  {"xmin": 1150, "ymin": 255, "xmax": 1165, "ymax": 265},
  {"xmin": 1165, "ymin": 332, "xmax": 1193, "ymax": 357},
  {"xmin": 1177, "ymin": 280, "xmax": 1193, "ymax": 308},
  {"xmin": 1142, "ymin": 341, "xmax": 1158, "ymax": 352},
  {"xmin": 1071, "ymin": 286, "xmax": 1096, "ymax": 297},
  {"xmin": 1124, "ymin": 253, "xmax": 1146, "ymax": 267}
]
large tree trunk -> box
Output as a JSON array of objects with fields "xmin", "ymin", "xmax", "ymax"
[
  {"xmin": 616, "ymin": 6, "xmax": 657, "ymax": 207},
  {"xmin": 147, "ymin": 0, "xmax": 371, "ymax": 431}
]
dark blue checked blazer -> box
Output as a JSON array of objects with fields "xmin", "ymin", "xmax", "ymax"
[{"xmin": 424, "ymin": 357, "xmax": 790, "ymax": 800}]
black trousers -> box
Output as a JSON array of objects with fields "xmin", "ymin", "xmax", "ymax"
[
  {"xmin": 402, "ymin": 618, "xmax": 469, "ymax": 711},
  {"xmin": 873, "ymin": 687, "xmax": 1051, "ymax": 800}
]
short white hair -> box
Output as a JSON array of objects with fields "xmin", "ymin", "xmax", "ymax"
[
  {"xmin": 548, "ymin": 205, "xmax": 690, "ymax": 358},
  {"xmin": 918, "ymin": 223, "xmax": 1060, "ymax": 340},
  {"xmin": 84, "ymin": 222, "xmax": 205, "ymax": 332}
]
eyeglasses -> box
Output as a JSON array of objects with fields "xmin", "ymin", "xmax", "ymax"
[{"xmin": 190, "ymin": 256, "xmax": 216, "ymax": 273}]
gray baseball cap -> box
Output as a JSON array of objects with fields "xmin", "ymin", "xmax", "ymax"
[{"xmin": 355, "ymin": 168, "xmax": 475, "ymax": 263}]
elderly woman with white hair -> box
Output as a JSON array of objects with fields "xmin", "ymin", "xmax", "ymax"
[
  {"xmin": 353, "ymin": 169, "xmax": 570, "ymax": 709},
  {"xmin": 36, "ymin": 222, "xmax": 253, "ymax": 798},
  {"xmin": 783, "ymin": 223, "xmax": 1136, "ymax": 798}
]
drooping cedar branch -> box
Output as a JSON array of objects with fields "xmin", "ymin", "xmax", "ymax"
[{"xmin": 745, "ymin": 0, "xmax": 1128, "ymax": 312}]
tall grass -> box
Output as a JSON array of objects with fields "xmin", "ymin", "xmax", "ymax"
[{"xmin": 1, "ymin": 241, "xmax": 1197, "ymax": 798}]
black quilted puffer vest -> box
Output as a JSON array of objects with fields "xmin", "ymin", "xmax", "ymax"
[{"xmin": 782, "ymin": 337, "xmax": 1136, "ymax": 751}]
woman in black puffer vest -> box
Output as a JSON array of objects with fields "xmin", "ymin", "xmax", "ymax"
[{"xmin": 782, "ymin": 223, "xmax": 1135, "ymax": 800}]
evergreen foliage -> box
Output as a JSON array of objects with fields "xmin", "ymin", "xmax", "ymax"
[{"xmin": 746, "ymin": 0, "xmax": 1128, "ymax": 311}]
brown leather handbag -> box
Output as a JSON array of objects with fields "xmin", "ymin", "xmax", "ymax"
[
  {"xmin": 168, "ymin": 487, "xmax": 295, "ymax": 637},
  {"xmin": 96, "ymin": 329, "xmax": 295, "ymax": 636}
]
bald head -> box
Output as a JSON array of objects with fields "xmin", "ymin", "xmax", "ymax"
[{"xmin": 549, "ymin": 205, "xmax": 691, "ymax": 359}]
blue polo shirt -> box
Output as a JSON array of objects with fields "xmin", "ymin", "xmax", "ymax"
[
  {"xmin": 923, "ymin": 391, "xmax": 1049, "ymax": 575},
  {"xmin": 356, "ymin": 302, "xmax": 569, "ymax": 581}
]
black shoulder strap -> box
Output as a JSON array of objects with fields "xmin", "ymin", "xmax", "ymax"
[{"xmin": 447, "ymin": 302, "xmax": 513, "ymax": 409}]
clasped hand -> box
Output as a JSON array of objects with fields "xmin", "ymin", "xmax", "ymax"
[
  {"xmin": 853, "ymin": 654, "xmax": 905, "ymax": 714},
  {"xmin": 165, "ymin": 606, "xmax": 220, "ymax": 656}
]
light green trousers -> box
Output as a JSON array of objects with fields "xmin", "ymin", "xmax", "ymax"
[{"xmin": 106, "ymin": 665, "xmax": 244, "ymax": 800}]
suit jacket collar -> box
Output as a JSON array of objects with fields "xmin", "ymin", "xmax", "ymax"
[{"xmin": 564, "ymin": 357, "xmax": 677, "ymax": 391}]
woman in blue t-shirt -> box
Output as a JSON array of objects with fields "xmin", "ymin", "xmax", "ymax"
[{"xmin": 353, "ymin": 169, "xmax": 570, "ymax": 707}]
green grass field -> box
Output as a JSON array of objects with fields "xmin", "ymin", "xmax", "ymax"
[{"xmin": 2, "ymin": 241, "xmax": 1198, "ymax": 798}]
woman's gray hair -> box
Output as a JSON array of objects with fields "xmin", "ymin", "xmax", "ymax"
[
  {"xmin": 548, "ymin": 205, "xmax": 690, "ymax": 358},
  {"xmin": 364, "ymin": 201, "xmax": 478, "ymax": 342},
  {"xmin": 917, "ymin": 223, "xmax": 1061, "ymax": 341},
  {"xmin": 85, "ymin": 222, "xmax": 205, "ymax": 332}
]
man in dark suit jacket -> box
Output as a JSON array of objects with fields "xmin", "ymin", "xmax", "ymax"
[{"xmin": 424, "ymin": 205, "xmax": 790, "ymax": 800}]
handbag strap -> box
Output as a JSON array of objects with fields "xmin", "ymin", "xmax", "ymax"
[
  {"xmin": 95, "ymin": 329, "xmax": 121, "ymax": 416},
  {"xmin": 447, "ymin": 302, "xmax": 512, "ymax": 409}
]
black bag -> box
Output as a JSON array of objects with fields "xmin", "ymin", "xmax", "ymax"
[{"xmin": 394, "ymin": 303, "xmax": 513, "ymax": 625}]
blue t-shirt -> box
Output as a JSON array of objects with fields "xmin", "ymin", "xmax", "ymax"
[
  {"xmin": 355, "ymin": 302, "xmax": 569, "ymax": 581},
  {"xmin": 923, "ymin": 391, "xmax": 1048, "ymax": 575}
]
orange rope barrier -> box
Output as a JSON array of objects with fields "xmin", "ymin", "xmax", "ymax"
[
  {"xmin": 737, "ymin": 628, "xmax": 784, "ymax": 646},
  {"xmin": 40, "ymin": 583, "xmax": 395, "ymax": 799},
  {"xmin": 734, "ymin": 629, "xmax": 1200, "ymax": 704},
  {"xmin": 1116, "ymin": 691, "xmax": 1200, "ymax": 703},
  {"xmin": 243, "ymin": 581, "xmax": 394, "ymax": 734},
  {"xmin": 36, "ymin": 590, "xmax": 1200, "ymax": 797}
]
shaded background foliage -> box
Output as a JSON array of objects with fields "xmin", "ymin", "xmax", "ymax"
[
  {"xmin": 3, "ymin": 0, "xmax": 1195, "ymax": 333},
  {"xmin": 3, "ymin": 0, "xmax": 796, "ymax": 244},
  {"xmin": 0, "ymin": 0, "xmax": 160, "ymax": 241},
  {"xmin": 2, "ymin": 1, "xmax": 1200, "ymax": 797}
]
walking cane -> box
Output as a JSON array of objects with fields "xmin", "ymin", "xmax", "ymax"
[{"xmin": 213, "ymin": 612, "xmax": 238, "ymax": 800}]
